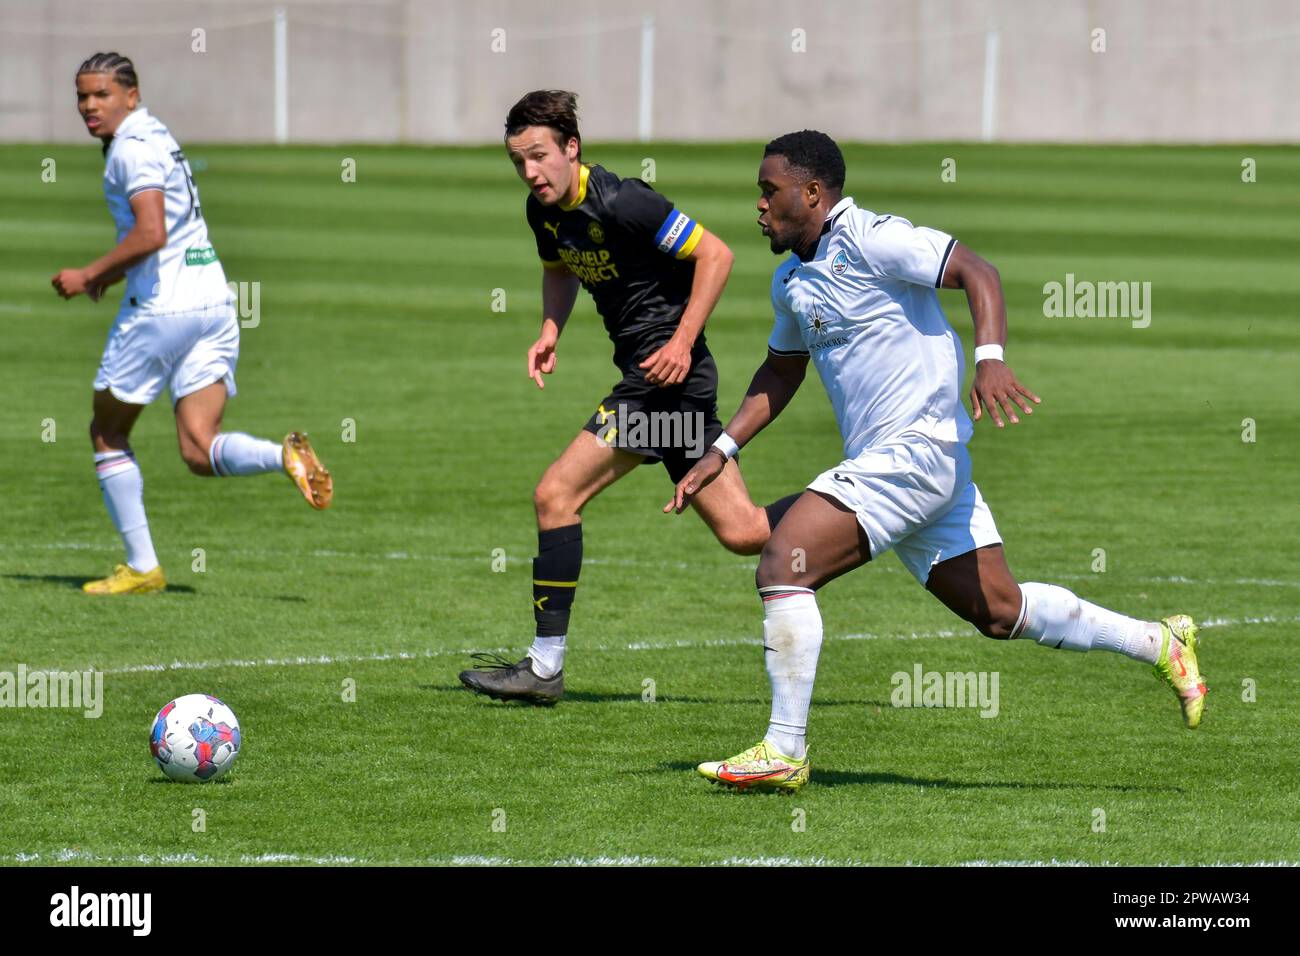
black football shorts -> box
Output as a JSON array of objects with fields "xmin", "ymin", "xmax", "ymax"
[{"xmin": 581, "ymin": 342, "xmax": 726, "ymax": 483}]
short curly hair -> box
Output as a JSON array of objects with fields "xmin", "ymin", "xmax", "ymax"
[{"xmin": 763, "ymin": 130, "xmax": 845, "ymax": 192}]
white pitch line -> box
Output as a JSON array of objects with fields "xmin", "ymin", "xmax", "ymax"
[
  {"xmin": 10, "ymin": 849, "xmax": 1294, "ymax": 867},
  {"xmin": 4, "ymin": 539, "xmax": 1298, "ymax": 588},
  {"xmin": 19, "ymin": 613, "xmax": 1297, "ymax": 680},
  {"xmin": 958, "ymin": 859, "xmax": 1298, "ymax": 868}
]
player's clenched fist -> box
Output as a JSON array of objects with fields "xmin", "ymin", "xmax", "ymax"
[
  {"xmin": 51, "ymin": 268, "xmax": 90, "ymax": 299},
  {"xmin": 527, "ymin": 328, "xmax": 559, "ymax": 389},
  {"xmin": 663, "ymin": 448, "xmax": 725, "ymax": 514},
  {"xmin": 639, "ymin": 336, "xmax": 692, "ymax": 387}
]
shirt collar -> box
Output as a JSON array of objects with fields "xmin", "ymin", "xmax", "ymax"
[
  {"xmin": 113, "ymin": 106, "xmax": 150, "ymax": 140},
  {"xmin": 821, "ymin": 196, "xmax": 855, "ymax": 235},
  {"xmin": 796, "ymin": 196, "xmax": 855, "ymax": 261},
  {"xmin": 559, "ymin": 163, "xmax": 592, "ymax": 212}
]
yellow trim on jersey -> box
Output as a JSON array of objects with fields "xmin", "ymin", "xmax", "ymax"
[
  {"xmin": 541, "ymin": 258, "xmax": 568, "ymax": 271},
  {"xmin": 675, "ymin": 223, "xmax": 704, "ymax": 259},
  {"xmin": 558, "ymin": 164, "xmax": 591, "ymax": 212},
  {"xmin": 533, "ymin": 579, "xmax": 578, "ymax": 588}
]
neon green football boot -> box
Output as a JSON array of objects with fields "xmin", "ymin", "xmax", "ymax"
[
  {"xmin": 698, "ymin": 740, "xmax": 810, "ymax": 793},
  {"xmin": 1154, "ymin": 614, "xmax": 1207, "ymax": 730}
]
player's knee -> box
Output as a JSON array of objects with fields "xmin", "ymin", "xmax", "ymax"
[
  {"xmin": 755, "ymin": 538, "xmax": 795, "ymax": 589},
  {"xmin": 533, "ymin": 476, "xmax": 577, "ymax": 525},
  {"xmin": 181, "ymin": 450, "xmax": 212, "ymax": 476},
  {"xmin": 974, "ymin": 591, "xmax": 1022, "ymax": 640},
  {"xmin": 89, "ymin": 419, "xmax": 128, "ymax": 452},
  {"xmin": 714, "ymin": 514, "xmax": 768, "ymax": 556}
]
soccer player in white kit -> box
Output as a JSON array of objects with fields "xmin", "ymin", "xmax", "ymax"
[
  {"xmin": 52, "ymin": 53, "xmax": 333, "ymax": 595},
  {"xmin": 665, "ymin": 131, "xmax": 1207, "ymax": 791}
]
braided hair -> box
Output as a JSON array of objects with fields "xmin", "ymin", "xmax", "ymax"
[{"xmin": 77, "ymin": 51, "xmax": 138, "ymax": 90}]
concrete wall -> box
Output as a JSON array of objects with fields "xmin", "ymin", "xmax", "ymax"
[{"xmin": 3, "ymin": 0, "xmax": 1297, "ymax": 144}]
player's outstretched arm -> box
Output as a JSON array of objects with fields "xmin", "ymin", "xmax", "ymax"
[
  {"xmin": 639, "ymin": 228, "xmax": 734, "ymax": 388},
  {"xmin": 663, "ymin": 350, "xmax": 807, "ymax": 514},
  {"xmin": 52, "ymin": 189, "xmax": 166, "ymax": 300},
  {"xmin": 528, "ymin": 265, "xmax": 581, "ymax": 389},
  {"xmin": 941, "ymin": 242, "xmax": 1041, "ymax": 427}
]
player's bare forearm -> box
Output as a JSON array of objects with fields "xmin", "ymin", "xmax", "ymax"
[
  {"xmin": 941, "ymin": 241, "xmax": 1041, "ymax": 426},
  {"xmin": 725, "ymin": 352, "xmax": 808, "ymax": 445},
  {"xmin": 641, "ymin": 230, "xmax": 733, "ymax": 386},
  {"xmin": 673, "ymin": 230, "xmax": 734, "ymax": 348},
  {"xmin": 540, "ymin": 265, "xmax": 580, "ymax": 336},
  {"xmin": 86, "ymin": 226, "xmax": 165, "ymax": 285},
  {"xmin": 53, "ymin": 189, "xmax": 166, "ymax": 300},
  {"xmin": 662, "ymin": 352, "xmax": 805, "ymax": 514},
  {"xmin": 528, "ymin": 266, "xmax": 580, "ymax": 389},
  {"xmin": 941, "ymin": 241, "xmax": 1007, "ymax": 348}
]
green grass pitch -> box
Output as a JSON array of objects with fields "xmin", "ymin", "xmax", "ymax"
[{"xmin": 0, "ymin": 140, "xmax": 1297, "ymax": 865}]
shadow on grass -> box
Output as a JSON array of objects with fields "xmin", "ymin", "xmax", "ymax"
[
  {"xmin": 421, "ymin": 683, "xmax": 888, "ymax": 709},
  {"xmin": 653, "ymin": 762, "xmax": 1183, "ymax": 793},
  {"xmin": 2, "ymin": 573, "xmax": 196, "ymax": 595},
  {"xmin": 2, "ymin": 574, "xmax": 308, "ymax": 603}
]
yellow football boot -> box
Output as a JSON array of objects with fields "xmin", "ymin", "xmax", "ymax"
[
  {"xmin": 283, "ymin": 431, "xmax": 333, "ymax": 510},
  {"xmin": 1154, "ymin": 614, "xmax": 1207, "ymax": 729},
  {"xmin": 698, "ymin": 740, "xmax": 810, "ymax": 793},
  {"xmin": 83, "ymin": 563, "xmax": 166, "ymax": 595}
]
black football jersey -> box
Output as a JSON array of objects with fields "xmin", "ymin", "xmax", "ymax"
[{"xmin": 525, "ymin": 164, "xmax": 705, "ymax": 367}]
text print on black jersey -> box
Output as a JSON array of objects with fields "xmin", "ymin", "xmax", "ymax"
[{"xmin": 558, "ymin": 247, "xmax": 619, "ymax": 283}]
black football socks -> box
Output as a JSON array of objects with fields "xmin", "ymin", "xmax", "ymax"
[{"xmin": 532, "ymin": 523, "xmax": 583, "ymax": 638}]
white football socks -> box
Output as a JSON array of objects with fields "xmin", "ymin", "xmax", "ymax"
[
  {"xmin": 528, "ymin": 635, "xmax": 566, "ymax": 678},
  {"xmin": 209, "ymin": 433, "xmax": 283, "ymax": 477},
  {"xmin": 758, "ymin": 586, "xmax": 823, "ymax": 761},
  {"xmin": 94, "ymin": 450, "xmax": 158, "ymax": 573},
  {"xmin": 1015, "ymin": 582, "xmax": 1162, "ymax": 663}
]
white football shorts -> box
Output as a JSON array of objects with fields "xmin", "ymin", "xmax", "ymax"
[
  {"xmin": 806, "ymin": 433, "xmax": 1002, "ymax": 585},
  {"xmin": 93, "ymin": 300, "xmax": 239, "ymax": 406}
]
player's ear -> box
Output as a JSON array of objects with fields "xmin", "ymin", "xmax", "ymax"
[{"xmin": 805, "ymin": 179, "xmax": 821, "ymax": 209}]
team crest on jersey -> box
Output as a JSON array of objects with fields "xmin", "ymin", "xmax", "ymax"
[
  {"xmin": 588, "ymin": 221, "xmax": 605, "ymax": 243},
  {"xmin": 831, "ymin": 250, "xmax": 849, "ymax": 276}
]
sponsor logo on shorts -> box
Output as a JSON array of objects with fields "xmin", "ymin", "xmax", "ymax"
[
  {"xmin": 594, "ymin": 402, "xmax": 706, "ymax": 459},
  {"xmin": 185, "ymin": 246, "xmax": 218, "ymax": 266}
]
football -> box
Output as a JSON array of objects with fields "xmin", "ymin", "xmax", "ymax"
[{"xmin": 149, "ymin": 694, "xmax": 241, "ymax": 783}]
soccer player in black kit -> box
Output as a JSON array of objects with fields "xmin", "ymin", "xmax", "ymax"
[{"xmin": 459, "ymin": 90, "xmax": 793, "ymax": 704}]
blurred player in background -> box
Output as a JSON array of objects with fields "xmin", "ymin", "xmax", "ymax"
[
  {"xmin": 458, "ymin": 90, "xmax": 795, "ymax": 704},
  {"xmin": 52, "ymin": 53, "xmax": 333, "ymax": 595},
  {"xmin": 668, "ymin": 130, "xmax": 1207, "ymax": 791}
]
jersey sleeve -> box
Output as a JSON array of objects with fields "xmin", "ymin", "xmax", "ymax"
[
  {"xmin": 611, "ymin": 179, "xmax": 704, "ymax": 260},
  {"xmin": 860, "ymin": 215, "xmax": 957, "ymax": 288},
  {"xmin": 767, "ymin": 267, "xmax": 808, "ymax": 356},
  {"xmin": 106, "ymin": 136, "xmax": 168, "ymax": 200},
  {"xmin": 524, "ymin": 197, "xmax": 565, "ymax": 270}
]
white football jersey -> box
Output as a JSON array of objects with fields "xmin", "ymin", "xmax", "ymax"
[
  {"xmin": 768, "ymin": 197, "xmax": 971, "ymax": 458},
  {"xmin": 103, "ymin": 106, "xmax": 231, "ymax": 310}
]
